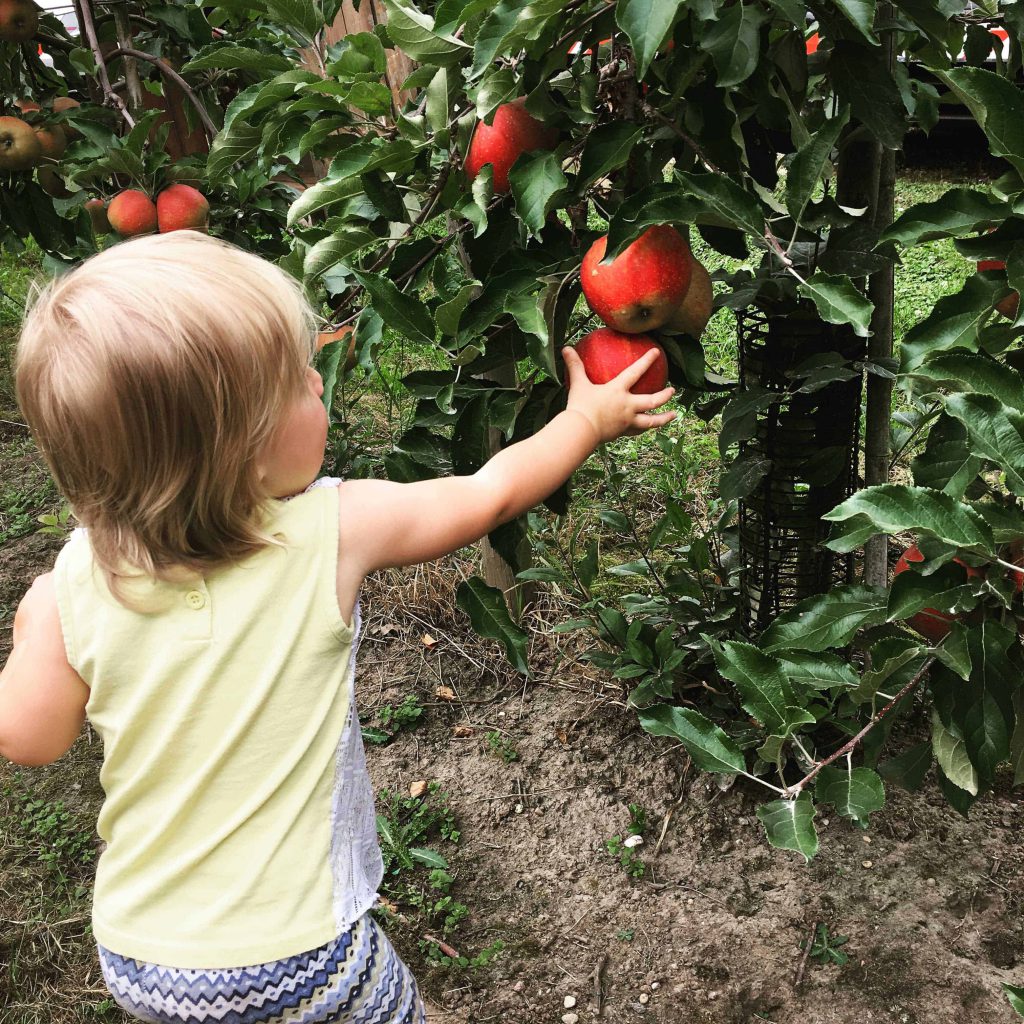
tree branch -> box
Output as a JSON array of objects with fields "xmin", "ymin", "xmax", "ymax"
[
  {"xmin": 105, "ymin": 47, "xmax": 218, "ymax": 141},
  {"xmin": 78, "ymin": 0, "xmax": 135, "ymax": 128},
  {"xmin": 112, "ymin": 6, "xmax": 143, "ymax": 117},
  {"xmin": 788, "ymin": 655, "xmax": 933, "ymax": 796}
]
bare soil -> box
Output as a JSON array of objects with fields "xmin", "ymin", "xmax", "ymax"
[{"xmin": 2, "ymin": 525, "xmax": 1023, "ymax": 1024}]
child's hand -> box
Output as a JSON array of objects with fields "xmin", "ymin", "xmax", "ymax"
[{"xmin": 563, "ymin": 346, "xmax": 676, "ymax": 442}]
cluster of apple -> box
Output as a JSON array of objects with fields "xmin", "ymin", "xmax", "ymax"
[
  {"xmin": 0, "ymin": 97, "xmax": 80, "ymax": 196},
  {"xmin": 96, "ymin": 185, "xmax": 211, "ymax": 239},
  {"xmin": 464, "ymin": 100, "xmax": 713, "ymax": 395},
  {"xmin": 894, "ymin": 544, "xmax": 1024, "ymax": 643}
]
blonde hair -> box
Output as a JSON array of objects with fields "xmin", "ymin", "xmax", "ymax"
[{"xmin": 16, "ymin": 231, "xmax": 318, "ymax": 597}]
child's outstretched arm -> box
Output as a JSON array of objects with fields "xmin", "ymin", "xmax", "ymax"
[{"xmin": 336, "ymin": 346, "xmax": 674, "ymax": 593}]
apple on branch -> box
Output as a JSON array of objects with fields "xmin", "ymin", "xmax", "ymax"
[
  {"xmin": 663, "ymin": 259, "xmax": 714, "ymax": 339},
  {"xmin": 0, "ymin": 0, "xmax": 38, "ymax": 42},
  {"xmin": 108, "ymin": 190, "xmax": 158, "ymax": 238},
  {"xmin": 464, "ymin": 98, "xmax": 558, "ymax": 194},
  {"xmin": 581, "ymin": 225, "xmax": 693, "ymax": 333},
  {"xmin": 0, "ymin": 116, "xmax": 41, "ymax": 171}
]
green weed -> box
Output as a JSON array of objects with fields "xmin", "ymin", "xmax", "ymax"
[
  {"xmin": 802, "ymin": 923, "xmax": 851, "ymax": 967},
  {"xmin": 605, "ymin": 803, "xmax": 649, "ymax": 880},
  {"xmin": 362, "ymin": 695, "xmax": 424, "ymax": 746},
  {"xmin": 484, "ymin": 730, "xmax": 518, "ymax": 764}
]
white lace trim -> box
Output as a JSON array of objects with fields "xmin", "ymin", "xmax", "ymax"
[{"xmin": 310, "ymin": 478, "xmax": 385, "ymax": 930}]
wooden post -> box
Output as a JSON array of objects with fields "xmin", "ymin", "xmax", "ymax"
[{"xmin": 862, "ymin": 10, "xmax": 897, "ymax": 587}]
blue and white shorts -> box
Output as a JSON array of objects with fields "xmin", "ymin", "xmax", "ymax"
[{"xmin": 98, "ymin": 913, "xmax": 426, "ymax": 1024}]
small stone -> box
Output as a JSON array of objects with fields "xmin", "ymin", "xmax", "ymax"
[
  {"xmin": 561, "ymin": 1014, "xmax": 579, "ymax": 1024},
  {"xmin": 821, "ymin": 818, "xmax": 830, "ymax": 826},
  {"xmin": 513, "ymin": 981, "xmax": 524, "ymax": 993},
  {"xmin": 515, "ymin": 803, "xmax": 523, "ymax": 814},
  {"xmin": 669, "ymin": 963, "xmax": 678, "ymax": 971},
  {"xmin": 639, "ymin": 993, "xmax": 650, "ymax": 1005},
  {"xmin": 623, "ymin": 834, "xmax": 644, "ymax": 849},
  {"xmin": 650, "ymin": 981, "xmax": 661, "ymax": 991},
  {"xmin": 926, "ymin": 877, "xmax": 936, "ymax": 887},
  {"xmin": 708, "ymin": 991, "xmax": 720, "ymax": 1001},
  {"xmin": 737, "ymin": 816, "xmax": 749, "ymax": 825},
  {"xmin": 862, "ymin": 860, "xmax": 873, "ymax": 869},
  {"xmin": 862, "ymin": 835, "xmax": 872, "ymax": 844},
  {"xmin": 563, "ymin": 996, "xmax": 576, "ymax": 1009}
]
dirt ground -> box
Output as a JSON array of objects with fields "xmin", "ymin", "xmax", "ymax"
[{"xmin": 2, "ymin": 520, "xmax": 1023, "ymax": 1024}]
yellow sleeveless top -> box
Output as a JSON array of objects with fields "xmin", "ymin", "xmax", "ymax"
[{"xmin": 53, "ymin": 484, "xmax": 379, "ymax": 968}]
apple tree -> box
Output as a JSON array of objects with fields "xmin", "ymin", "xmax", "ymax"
[{"xmin": 7, "ymin": 2, "xmax": 1024, "ymax": 912}]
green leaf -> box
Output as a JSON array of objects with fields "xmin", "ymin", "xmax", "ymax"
[
  {"xmin": 910, "ymin": 414, "xmax": 982, "ymax": 498},
  {"xmin": 509, "ymin": 151, "xmax": 568, "ymax": 237},
  {"xmin": 317, "ymin": 332, "xmax": 344, "ymax": 416},
  {"xmin": 931, "ymin": 66, "xmax": 1024, "ymax": 178},
  {"xmin": 931, "ymin": 708, "xmax": 979, "ymax": 796},
  {"xmin": 886, "ymin": 561, "xmax": 977, "ymax": 623},
  {"xmin": 578, "ymin": 122, "xmax": 645, "ymax": 191},
  {"xmin": 829, "ymin": 40, "xmax": 908, "ymax": 150},
  {"xmin": 701, "ymin": 2, "xmax": 767, "ymax": 88},
  {"xmin": 945, "ymin": 393, "xmax": 1024, "ymax": 497},
  {"xmin": 471, "ymin": 0, "xmax": 562, "ymax": 78},
  {"xmin": 263, "ymin": 0, "xmax": 324, "ymax": 41},
  {"xmin": 616, "ymin": 0, "xmax": 684, "ymax": 79},
  {"xmin": 456, "ymin": 577, "xmax": 530, "ymax": 675},
  {"xmin": 912, "ymin": 351, "xmax": 1024, "ymax": 412},
  {"xmin": 409, "ymin": 847, "xmax": 449, "ymax": 869},
  {"xmin": 761, "ymin": 585, "xmax": 888, "ymax": 653},
  {"xmin": 823, "ymin": 484, "xmax": 995, "ymax": 554},
  {"xmin": 437, "ymin": 281, "xmax": 482, "ymax": 337},
  {"xmin": 353, "ymin": 271, "xmax": 435, "ymax": 346},
  {"xmin": 899, "ymin": 273, "xmax": 998, "ymax": 373},
  {"xmin": 206, "ymin": 121, "xmax": 262, "ymax": 183},
  {"xmin": 797, "ymin": 272, "xmax": 874, "ymax": 338},
  {"xmin": 1003, "ymin": 984, "xmax": 1024, "ymax": 1017},
  {"xmin": 637, "ymin": 705, "xmax": 745, "ymax": 774},
  {"xmin": 506, "ymin": 290, "xmax": 558, "ymax": 379},
  {"xmin": 304, "ymin": 226, "xmax": 377, "ymax": 281},
  {"xmin": 183, "ymin": 45, "xmax": 292, "ymax": 75},
  {"xmin": 815, "ymin": 765, "xmax": 885, "ymax": 824},
  {"xmin": 786, "ymin": 108, "xmax": 850, "ymax": 223},
  {"xmin": 778, "ymin": 651, "xmax": 860, "ymax": 691},
  {"xmin": 961, "ymin": 620, "xmax": 1018, "ymax": 786},
  {"xmin": 877, "ymin": 741, "xmax": 932, "ymax": 792},
  {"xmin": 675, "ymin": 171, "xmax": 766, "ymax": 240},
  {"xmin": 711, "ymin": 640, "xmax": 800, "ymax": 733},
  {"xmin": 718, "ymin": 454, "xmax": 770, "ymax": 502},
  {"xmin": 832, "ymin": 0, "xmax": 878, "ymax": 44},
  {"xmin": 882, "ymin": 187, "xmax": 1009, "ymax": 247},
  {"xmin": 383, "ymin": 0, "xmax": 472, "ymax": 66},
  {"xmin": 756, "ymin": 794, "xmax": 819, "ymax": 861}
]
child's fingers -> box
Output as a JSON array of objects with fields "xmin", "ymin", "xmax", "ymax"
[
  {"xmin": 635, "ymin": 385, "xmax": 675, "ymax": 409},
  {"xmin": 634, "ymin": 410, "xmax": 677, "ymax": 431},
  {"xmin": 561, "ymin": 346, "xmax": 588, "ymax": 388},
  {"xmin": 614, "ymin": 347, "xmax": 662, "ymax": 389}
]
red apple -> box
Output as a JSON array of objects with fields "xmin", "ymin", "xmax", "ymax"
[
  {"xmin": 664, "ymin": 259, "xmax": 713, "ymax": 338},
  {"xmin": 0, "ymin": 0, "xmax": 38, "ymax": 42},
  {"xmin": 581, "ymin": 225, "xmax": 693, "ymax": 333},
  {"xmin": 107, "ymin": 189, "xmax": 158, "ymax": 237},
  {"xmin": 574, "ymin": 328, "xmax": 668, "ymax": 395},
  {"xmin": 893, "ymin": 545, "xmax": 982, "ymax": 643},
  {"xmin": 977, "ymin": 259, "xmax": 1020, "ymax": 319},
  {"xmin": 33, "ymin": 124, "xmax": 66, "ymax": 161},
  {"xmin": 464, "ymin": 98, "xmax": 557, "ymax": 194},
  {"xmin": 156, "ymin": 183, "xmax": 210, "ymax": 233},
  {"xmin": 0, "ymin": 116, "xmax": 41, "ymax": 171}
]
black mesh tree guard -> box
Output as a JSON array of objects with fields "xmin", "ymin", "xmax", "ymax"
[{"xmin": 737, "ymin": 302, "xmax": 866, "ymax": 636}]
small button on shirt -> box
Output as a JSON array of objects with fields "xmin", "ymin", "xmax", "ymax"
[{"xmin": 185, "ymin": 590, "xmax": 206, "ymax": 610}]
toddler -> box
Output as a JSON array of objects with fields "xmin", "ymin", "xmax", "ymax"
[{"xmin": 0, "ymin": 231, "xmax": 675, "ymax": 1023}]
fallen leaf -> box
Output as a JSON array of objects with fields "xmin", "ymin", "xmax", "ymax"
[
  {"xmin": 556, "ymin": 728, "xmax": 569, "ymax": 745},
  {"xmin": 422, "ymin": 633, "xmax": 438, "ymax": 648},
  {"xmin": 409, "ymin": 780, "xmax": 428, "ymax": 798},
  {"xmin": 452, "ymin": 725, "xmax": 474, "ymax": 737},
  {"xmin": 435, "ymin": 685, "xmax": 456, "ymax": 701}
]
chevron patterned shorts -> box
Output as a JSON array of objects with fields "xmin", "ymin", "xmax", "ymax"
[{"xmin": 97, "ymin": 913, "xmax": 426, "ymax": 1024}]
